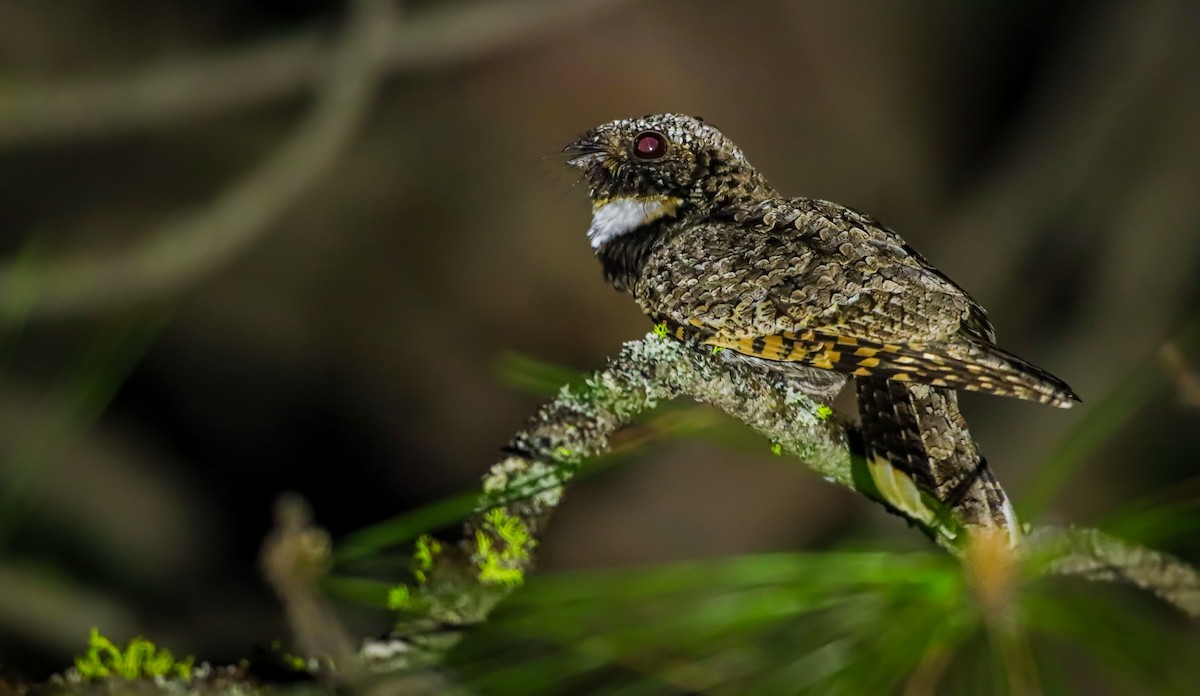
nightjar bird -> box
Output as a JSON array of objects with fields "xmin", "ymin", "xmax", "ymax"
[{"xmin": 563, "ymin": 114, "xmax": 1078, "ymax": 531}]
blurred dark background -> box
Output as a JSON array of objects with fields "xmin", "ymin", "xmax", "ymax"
[{"xmin": 0, "ymin": 0, "xmax": 1197, "ymax": 679}]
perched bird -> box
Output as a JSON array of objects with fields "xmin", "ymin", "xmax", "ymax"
[{"xmin": 563, "ymin": 113, "xmax": 1077, "ymax": 534}]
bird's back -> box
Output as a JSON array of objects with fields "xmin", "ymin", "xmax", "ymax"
[{"xmin": 635, "ymin": 197, "xmax": 1077, "ymax": 407}]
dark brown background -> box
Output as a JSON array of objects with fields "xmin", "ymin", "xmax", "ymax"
[{"xmin": 0, "ymin": 0, "xmax": 1197, "ymax": 677}]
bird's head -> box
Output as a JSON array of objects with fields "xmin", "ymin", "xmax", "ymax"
[{"xmin": 563, "ymin": 114, "xmax": 771, "ymax": 248}]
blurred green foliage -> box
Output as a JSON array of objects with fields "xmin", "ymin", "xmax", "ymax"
[{"xmin": 320, "ymin": 350, "xmax": 1200, "ymax": 694}]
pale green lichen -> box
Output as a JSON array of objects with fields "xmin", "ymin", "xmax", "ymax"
[
  {"xmin": 480, "ymin": 457, "xmax": 567, "ymax": 510},
  {"xmin": 74, "ymin": 627, "xmax": 194, "ymax": 681},
  {"xmin": 412, "ymin": 535, "xmax": 442, "ymax": 584},
  {"xmin": 782, "ymin": 385, "xmax": 820, "ymax": 409},
  {"xmin": 474, "ymin": 508, "xmax": 535, "ymax": 586},
  {"xmin": 481, "ymin": 456, "xmax": 527, "ymax": 495},
  {"xmin": 581, "ymin": 369, "xmax": 656, "ymax": 418}
]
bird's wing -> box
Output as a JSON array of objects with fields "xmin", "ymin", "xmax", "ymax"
[{"xmin": 639, "ymin": 199, "xmax": 1077, "ymax": 407}]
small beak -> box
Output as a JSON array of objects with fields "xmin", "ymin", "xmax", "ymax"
[{"xmin": 562, "ymin": 137, "xmax": 606, "ymax": 169}]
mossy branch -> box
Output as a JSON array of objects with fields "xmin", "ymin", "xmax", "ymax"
[
  {"xmin": 364, "ymin": 333, "xmax": 1200, "ymax": 669},
  {"xmin": 364, "ymin": 333, "xmax": 848, "ymax": 667},
  {"xmin": 41, "ymin": 333, "xmax": 1199, "ymax": 692}
]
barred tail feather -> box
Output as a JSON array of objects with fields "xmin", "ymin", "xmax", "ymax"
[
  {"xmin": 798, "ymin": 331, "xmax": 1080, "ymax": 408},
  {"xmin": 855, "ymin": 377, "xmax": 1018, "ymax": 541},
  {"xmin": 858, "ymin": 337, "xmax": 1079, "ymax": 408}
]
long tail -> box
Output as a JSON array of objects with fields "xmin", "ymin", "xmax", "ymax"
[
  {"xmin": 855, "ymin": 376, "xmax": 1017, "ymax": 541},
  {"xmin": 812, "ymin": 332, "xmax": 1080, "ymax": 408},
  {"xmin": 899, "ymin": 337, "xmax": 1079, "ymax": 408}
]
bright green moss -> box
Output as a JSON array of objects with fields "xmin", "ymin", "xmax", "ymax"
[
  {"xmin": 75, "ymin": 627, "xmax": 194, "ymax": 680},
  {"xmin": 387, "ymin": 584, "xmax": 411, "ymax": 610},
  {"xmin": 474, "ymin": 508, "xmax": 535, "ymax": 586},
  {"xmin": 413, "ymin": 534, "xmax": 443, "ymax": 584}
]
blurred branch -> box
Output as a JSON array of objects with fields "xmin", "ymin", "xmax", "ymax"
[
  {"xmin": 260, "ymin": 495, "xmax": 357, "ymax": 677},
  {"xmin": 1018, "ymin": 311, "xmax": 1200, "ymax": 518},
  {"xmin": 0, "ymin": 0, "xmax": 631, "ymax": 322},
  {"xmin": 1160, "ymin": 342, "xmax": 1200, "ymax": 408},
  {"xmin": 0, "ymin": 0, "xmax": 627, "ymax": 148},
  {"xmin": 0, "ymin": 0, "xmax": 395, "ymax": 320},
  {"xmin": 938, "ymin": 0, "xmax": 1186, "ymax": 299},
  {"xmin": 1031, "ymin": 526, "xmax": 1200, "ymax": 617}
]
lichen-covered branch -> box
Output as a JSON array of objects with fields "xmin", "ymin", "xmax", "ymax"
[
  {"xmin": 364, "ymin": 333, "xmax": 1200, "ymax": 669},
  {"xmin": 1029, "ymin": 526, "xmax": 1200, "ymax": 618},
  {"xmin": 364, "ymin": 333, "xmax": 847, "ymax": 667}
]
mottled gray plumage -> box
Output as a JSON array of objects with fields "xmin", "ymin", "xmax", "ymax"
[
  {"xmin": 564, "ymin": 113, "xmax": 1078, "ymax": 408},
  {"xmin": 564, "ymin": 114, "xmax": 1075, "ymax": 534}
]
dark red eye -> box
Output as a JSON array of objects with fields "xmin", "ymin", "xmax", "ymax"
[{"xmin": 633, "ymin": 131, "xmax": 668, "ymax": 159}]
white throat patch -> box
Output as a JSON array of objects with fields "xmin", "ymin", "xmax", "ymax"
[{"xmin": 588, "ymin": 197, "xmax": 679, "ymax": 248}]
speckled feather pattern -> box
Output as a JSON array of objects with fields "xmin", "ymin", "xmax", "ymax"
[
  {"xmin": 638, "ymin": 197, "xmax": 1076, "ymax": 406},
  {"xmin": 856, "ymin": 376, "xmax": 1016, "ymax": 536},
  {"xmin": 565, "ymin": 113, "xmax": 1075, "ymax": 533},
  {"xmin": 565, "ymin": 113, "xmax": 1078, "ymax": 409}
]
